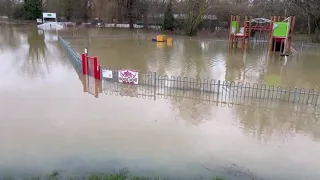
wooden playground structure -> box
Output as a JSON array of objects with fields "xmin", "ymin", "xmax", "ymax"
[{"xmin": 229, "ymin": 15, "xmax": 296, "ymax": 55}]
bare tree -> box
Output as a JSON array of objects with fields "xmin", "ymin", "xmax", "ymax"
[
  {"xmin": 291, "ymin": 0, "xmax": 320, "ymax": 40},
  {"xmin": 185, "ymin": 0, "xmax": 212, "ymax": 36}
]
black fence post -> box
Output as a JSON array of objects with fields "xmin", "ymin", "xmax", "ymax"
[{"xmin": 217, "ymin": 80, "xmax": 221, "ymax": 104}]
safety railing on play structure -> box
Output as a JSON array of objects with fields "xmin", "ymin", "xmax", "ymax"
[{"xmin": 58, "ymin": 36, "xmax": 320, "ymax": 107}]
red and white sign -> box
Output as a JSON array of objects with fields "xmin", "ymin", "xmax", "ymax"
[{"xmin": 118, "ymin": 70, "xmax": 139, "ymax": 84}]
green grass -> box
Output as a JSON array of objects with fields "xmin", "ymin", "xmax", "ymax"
[{"xmin": 2, "ymin": 170, "xmax": 225, "ymax": 180}]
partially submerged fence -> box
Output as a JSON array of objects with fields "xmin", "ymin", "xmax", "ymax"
[
  {"xmin": 300, "ymin": 41, "xmax": 320, "ymax": 52},
  {"xmin": 100, "ymin": 67, "xmax": 320, "ymax": 106},
  {"xmin": 100, "ymin": 80, "xmax": 319, "ymax": 113},
  {"xmin": 59, "ymin": 36, "xmax": 320, "ymax": 107},
  {"xmin": 58, "ymin": 36, "xmax": 82, "ymax": 73}
]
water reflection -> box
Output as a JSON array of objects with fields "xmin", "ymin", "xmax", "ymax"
[
  {"xmin": 2, "ymin": 26, "xmax": 320, "ymax": 180},
  {"xmin": 170, "ymin": 92, "xmax": 215, "ymax": 126},
  {"xmin": 82, "ymin": 75, "xmax": 103, "ymax": 98},
  {"xmin": 235, "ymin": 105, "xmax": 320, "ymax": 141},
  {"xmin": 23, "ymin": 28, "xmax": 48, "ymax": 77},
  {"xmin": 0, "ymin": 26, "xmax": 23, "ymax": 51},
  {"xmin": 224, "ymin": 51, "xmax": 246, "ymax": 82},
  {"xmin": 182, "ymin": 40, "xmax": 207, "ymax": 79},
  {"xmin": 0, "ymin": 26, "xmax": 74, "ymax": 89},
  {"xmin": 66, "ymin": 29, "xmax": 320, "ymax": 90},
  {"xmin": 86, "ymin": 78, "xmax": 320, "ymax": 141}
]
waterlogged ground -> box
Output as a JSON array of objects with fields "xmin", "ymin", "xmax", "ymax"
[{"xmin": 0, "ymin": 26, "xmax": 320, "ymax": 180}]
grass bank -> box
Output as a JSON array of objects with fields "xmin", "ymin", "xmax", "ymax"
[{"xmin": 2, "ymin": 170, "xmax": 224, "ymax": 180}]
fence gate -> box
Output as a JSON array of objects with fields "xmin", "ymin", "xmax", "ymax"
[
  {"xmin": 81, "ymin": 53, "xmax": 101, "ymax": 80},
  {"xmin": 87, "ymin": 56, "xmax": 95, "ymax": 77}
]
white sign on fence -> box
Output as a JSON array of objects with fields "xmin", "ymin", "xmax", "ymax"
[
  {"xmin": 102, "ymin": 70, "xmax": 113, "ymax": 79},
  {"xmin": 43, "ymin": 12, "xmax": 56, "ymax": 19},
  {"xmin": 118, "ymin": 70, "xmax": 139, "ymax": 84}
]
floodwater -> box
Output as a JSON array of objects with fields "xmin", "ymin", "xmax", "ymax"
[{"xmin": 1, "ymin": 26, "xmax": 320, "ymax": 180}]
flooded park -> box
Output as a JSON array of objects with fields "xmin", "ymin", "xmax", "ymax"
[{"xmin": 1, "ymin": 24, "xmax": 320, "ymax": 180}]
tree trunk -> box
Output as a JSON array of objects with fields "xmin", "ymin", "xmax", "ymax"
[
  {"xmin": 307, "ymin": 13, "xmax": 311, "ymax": 35},
  {"xmin": 143, "ymin": 14, "xmax": 148, "ymax": 29},
  {"xmin": 127, "ymin": 0, "xmax": 135, "ymax": 29},
  {"xmin": 83, "ymin": 0, "xmax": 89, "ymax": 22},
  {"xmin": 99, "ymin": 0, "xmax": 104, "ymax": 19},
  {"xmin": 315, "ymin": 25, "xmax": 320, "ymax": 42}
]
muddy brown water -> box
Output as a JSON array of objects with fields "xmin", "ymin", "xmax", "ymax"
[{"xmin": 1, "ymin": 26, "xmax": 320, "ymax": 180}]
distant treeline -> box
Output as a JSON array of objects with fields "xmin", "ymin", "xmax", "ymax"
[{"xmin": 0, "ymin": 0, "xmax": 320, "ymax": 39}]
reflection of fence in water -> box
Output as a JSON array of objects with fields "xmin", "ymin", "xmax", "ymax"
[
  {"xmin": 300, "ymin": 41, "xmax": 320, "ymax": 52},
  {"xmin": 101, "ymin": 80, "xmax": 319, "ymax": 113},
  {"xmin": 102, "ymin": 80, "xmax": 154, "ymax": 99},
  {"xmin": 101, "ymin": 67, "xmax": 320, "ymax": 107}
]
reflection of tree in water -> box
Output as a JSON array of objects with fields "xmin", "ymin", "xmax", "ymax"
[
  {"xmin": 155, "ymin": 42, "xmax": 173, "ymax": 75},
  {"xmin": 22, "ymin": 28, "xmax": 48, "ymax": 77},
  {"xmin": 225, "ymin": 49, "xmax": 270, "ymax": 83},
  {"xmin": 182, "ymin": 40, "xmax": 207, "ymax": 79},
  {"xmin": 169, "ymin": 90, "xmax": 215, "ymax": 126},
  {"xmin": 224, "ymin": 52, "xmax": 245, "ymax": 82},
  {"xmin": 235, "ymin": 104, "xmax": 320, "ymax": 141},
  {"xmin": 167, "ymin": 41, "xmax": 215, "ymax": 126},
  {"xmin": 0, "ymin": 26, "xmax": 22, "ymax": 51}
]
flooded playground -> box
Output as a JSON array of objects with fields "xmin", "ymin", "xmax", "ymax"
[{"xmin": 1, "ymin": 25, "xmax": 320, "ymax": 180}]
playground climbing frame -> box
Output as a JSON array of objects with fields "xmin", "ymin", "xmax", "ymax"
[{"xmin": 229, "ymin": 15, "xmax": 296, "ymax": 55}]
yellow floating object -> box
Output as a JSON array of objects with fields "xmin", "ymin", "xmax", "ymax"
[
  {"xmin": 167, "ymin": 37, "xmax": 173, "ymax": 44},
  {"xmin": 156, "ymin": 35, "xmax": 166, "ymax": 42}
]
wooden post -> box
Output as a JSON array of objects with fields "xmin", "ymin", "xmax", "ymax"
[
  {"xmin": 247, "ymin": 16, "xmax": 252, "ymax": 49},
  {"xmin": 83, "ymin": 75, "xmax": 88, "ymax": 93},
  {"xmin": 288, "ymin": 16, "xmax": 296, "ymax": 50},
  {"xmin": 268, "ymin": 16, "xmax": 275, "ymax": 53},
  {"xmin": 243, "ymin": 16, "xmax": 248, "ymax": 51},
  {"xmin": 94, "ymin": 79, "xmax": 99, "ymax": 98},
  {"xmin": 229, "ymin": 15, "xmax": 234, "ymax": 50},
  {"xmin": 284, "ymin": 16, "xmax": 291, "ymax": 54}
]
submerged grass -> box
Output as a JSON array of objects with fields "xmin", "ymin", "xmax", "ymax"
[{"xmin": 2, "ymin": 169, "xmax": 225, "ymax": 180}]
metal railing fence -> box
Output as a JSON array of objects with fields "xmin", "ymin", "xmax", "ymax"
[
  {"xmin": 101, "ymin": 66, "xmax": 320, "ymax": 107},
  {"xmin": 59, "ymin": 35, "xmax": 320, "ymax": 107}
]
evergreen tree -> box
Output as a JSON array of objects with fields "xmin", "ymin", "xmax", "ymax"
[
  {"xmin": 24, "ymin": 0, "xmax": 42, "ymax": 20},
  {"xmin": 163, "ymin": 0, "xmax": 174, "ymax": 31}
]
